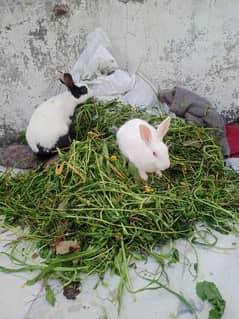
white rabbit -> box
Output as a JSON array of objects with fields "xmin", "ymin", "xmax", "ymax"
[
  {"xmin": 116, "ymin": 117, "xmax": 171, "ymax": 180},
  {"xmin": 26, "ymin": 73, "xmax": 92, "ymax": 157}
]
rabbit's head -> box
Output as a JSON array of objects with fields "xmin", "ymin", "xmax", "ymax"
[
  {"xmin": 139, "ymin": 117, "xmax": 171, "ymax": 171},
  {"xmin": 60, "ymin": 73, "xmax": 89, "ymax": 99}
]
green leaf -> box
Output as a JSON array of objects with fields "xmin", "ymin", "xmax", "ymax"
[
  {"xmin": 169, "ymin": 248, "xmax": 180, "ymax": 264},
  {"xmin": 209, "ymin": 309, "xmax": 222, "ymax": 319},
  {"xmin": 45, "ymin": 282, "xmax": 56, "ymax": 306},
  {"xmin": 196, "ymin": 281, "xmax": 225, "ymax": 319},
  {"xmin": 102, "ymin": 142, "xmax": 109, "ymax": 158}
]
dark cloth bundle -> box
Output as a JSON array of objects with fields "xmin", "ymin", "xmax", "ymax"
[{"xmin": 159, "ymin": 87, "xmax": 230, "ymax": 156}]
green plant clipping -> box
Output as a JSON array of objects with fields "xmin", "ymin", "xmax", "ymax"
[
  {"xmin": 45, "ymin": 281, "xmax": 56, "ymax": 306},
  {"xmin": 196, "ymin": 281, "xmax": 225, "ymax": 319},
  {"xmin": 0, "ymin": 100, "xmax": 238, "ymax": 307}
]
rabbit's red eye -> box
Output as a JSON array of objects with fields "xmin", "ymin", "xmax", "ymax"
[{"xmin": 153, "ymin": 151, "xmax": 158, "ymax": 157}]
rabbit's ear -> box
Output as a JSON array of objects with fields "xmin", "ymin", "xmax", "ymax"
[
  {"xmin": 60, "ymin": 73, "xmax": 74, "ymax": 88},
  {"xmin": 139, "ymin": 124, "xmax": 152, "ymax": 144},
  {"xmin": 157, "ymin": 117, "xmax": 171, "ymax": 140}
]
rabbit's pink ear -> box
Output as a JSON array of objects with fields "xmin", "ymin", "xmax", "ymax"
[
  {"xmin": 139, "ymin": 124, "xmax": 152, "ymax": 144},
  {"xmin": 157, "ymin": 117, "xmax": 171, "ymax": 140}
]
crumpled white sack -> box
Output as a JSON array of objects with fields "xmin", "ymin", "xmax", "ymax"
[
  {"xmin": 120, "ymin": 74, "xmax": 159, "ymax": 109},
  {"xmin": 70, "ymin": 28, "xmax": 159, "ymax": 109},
  {"xmin": 71, "ymin": 28, "xmax": 118, "ymax": 81},
  {"xmin": 88, "ymin": 69, "xmax": 135, "ymax": 97}
]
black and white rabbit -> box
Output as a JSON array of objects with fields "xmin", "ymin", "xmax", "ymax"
[{"xmin": 26, "ymin": 73, "xmax": 92, "ymax": 157}]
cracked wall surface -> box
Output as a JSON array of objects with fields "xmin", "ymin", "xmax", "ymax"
[{"xmin": 1, "ymin": 0, "xmax": 239, "ymax": 142}]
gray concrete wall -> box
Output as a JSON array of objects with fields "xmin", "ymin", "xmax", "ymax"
[{"xmin": 1, "ymin": 0, "xmax": 239, "ymax": 143}]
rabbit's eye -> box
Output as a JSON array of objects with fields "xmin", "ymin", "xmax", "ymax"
[{"xmin": 153, "ymin": 151, "xmax": 158, "ymax": 157}]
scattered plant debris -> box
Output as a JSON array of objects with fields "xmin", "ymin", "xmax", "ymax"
[
  {"xmin": 45, "ymin": 281, "xmax": 56, "ymax": 306},
  {"xmin": 196, "ymin": 281, "xmax": 225, "ymax": 319},
  {"xmin": 55, "ymin": 240, "xmax": 80, "ymax": 255},
  {"xmin": 63, "ymin": 282, "xmax": 81, "ymax": 300}
]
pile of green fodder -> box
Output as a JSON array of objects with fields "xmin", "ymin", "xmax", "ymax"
[{"xmin": 0, "ymin": 100, "xmax": 239, "ymax": 298}]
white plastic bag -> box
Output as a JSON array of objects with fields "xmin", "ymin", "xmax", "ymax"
[
  {"xmin": 120, "ymin": 74, "xmax": 159, "ymax": 109},
  {"xmin": 70, "ymin": 28, "xmax": 159, "ymax": 109},
  {"xmin": 71, "ymin": 28, "xmax": 118, "ymax": 81},
  {"xmin": 88, "ymin": 69, "xmax": 135, "ymax": 97}
]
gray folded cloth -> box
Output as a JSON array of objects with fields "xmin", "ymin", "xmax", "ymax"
[{"xmin": 159, "ymin": 87, "xmax": 230, "ymax": 156}]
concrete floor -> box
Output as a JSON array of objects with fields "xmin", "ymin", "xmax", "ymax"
[{"xmin": 0, "ymin": 227, "xmax": 238, "ymax": 319}]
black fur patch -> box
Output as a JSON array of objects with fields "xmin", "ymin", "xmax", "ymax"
[
  {"xmin": 56, "ymin": 134, "xmax": 71, "ymax": 149},
  {"xmin": 36, "ymin": 144, "xmax": 53, "ymax": 160},
  {"xmin": 70, "ymin": 85, "xmax": 88, "ymax": 98},
  {"xmin": 36, "ymin": 134, "xmax": 71, "ymax": 158}
]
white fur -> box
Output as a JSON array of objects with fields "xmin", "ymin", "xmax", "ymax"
[
  {"xmin": 116, "ymin": 117, "xmax": 171, "ymax": 180},
  {"xmin": 26, "ymin": 83, "xmax": 92, "ymax": 153}
]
